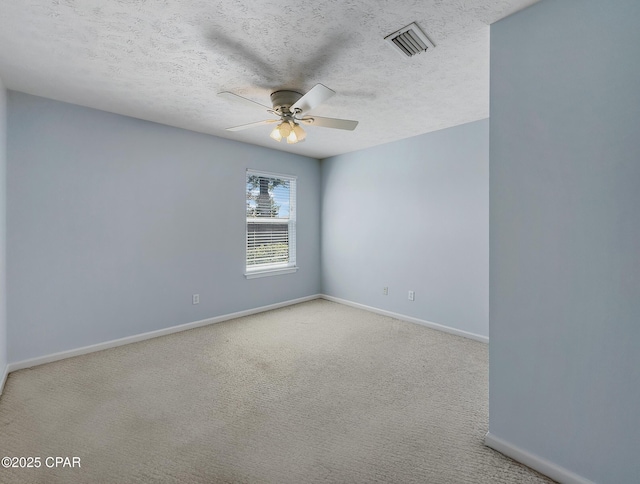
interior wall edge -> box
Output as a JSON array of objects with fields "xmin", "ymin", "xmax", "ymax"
[
  {"xmin": 0, "ymin": 366, "xmax": 7, "ymax": 395},
  {"xmin": 484, "ymin": 432, "xmax": 596, "ymax": 484},
  {"xmin": 321, "ymin": 294, "xmax": 488, "ymax": 343},
  {"xmin": 0, "ymin": 74, "xmax": 7, "ymax": 397}
]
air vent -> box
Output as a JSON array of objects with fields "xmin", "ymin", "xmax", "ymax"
[{"xmin": 384, "ymin": 22, "xmax": 435, "ymax": 58}]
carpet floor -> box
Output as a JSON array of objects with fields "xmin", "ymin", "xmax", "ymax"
[{"xmin": 0, "ymin": 299, "xmax": 554, "ymax": 483}]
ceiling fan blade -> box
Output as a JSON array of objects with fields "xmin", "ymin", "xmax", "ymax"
[
  {"xmin": 298, "ymin": 116, "xmax": 358, "ymax": 131},
  {"xmin": 226, "ymin": 119, "xmax": 279, "ymax": 131},
  {"xmin": 290, "ymin": 83, "xmax": 335, "ymax": 114},
  {"xmin": 218, "ymin": 91, "xmax": 271, "ymax": 111}
]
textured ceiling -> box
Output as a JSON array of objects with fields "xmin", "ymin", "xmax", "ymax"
[{"xmin": 0, "ymin": 0, "xmax": 538, "ymax": 159}]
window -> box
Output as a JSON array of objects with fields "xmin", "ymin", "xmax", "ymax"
[{"xmin": 245, "ymin": 170, "xmax": 297, "ymax": 278}]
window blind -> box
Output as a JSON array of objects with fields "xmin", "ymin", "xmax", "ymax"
[{"xmin": 246, "ymin": 170, "xmax": 297, "ymax": 272}]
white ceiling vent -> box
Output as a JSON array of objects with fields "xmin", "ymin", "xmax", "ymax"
[{"xmin": 385, "ymin": 22, "xmax": 435, "ymax": 58}]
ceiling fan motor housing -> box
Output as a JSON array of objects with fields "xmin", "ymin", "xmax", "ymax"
[{"xmin": 270, "ymin": 90, "xmax": 303, "ymax": 114}]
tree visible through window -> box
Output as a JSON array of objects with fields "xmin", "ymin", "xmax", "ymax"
[{"xmin": 246, "ymin": 170, "xmax": 297, "ymax": 275}]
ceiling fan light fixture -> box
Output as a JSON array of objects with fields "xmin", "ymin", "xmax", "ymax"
[
  {"xmin": 285, "ymin": 123, "xmax": 306, "ymax": 144},
  {"xmin": 269, "ymin": 126, "xmax": 283, "ymax": 142},
  {"xmin": 270, "ymin": 121, "xmax": 291, "ymax": 142},
  {"xmin": 279, "ymin": 121, "xmax": 292, "ymax": 137},
  {"xmin": 289, "ymin": 123, "xmax": 307, "ymax": 141},
  {"xmin": 270, "ymin": 120, "xmax": 305, "ymax": 144}
]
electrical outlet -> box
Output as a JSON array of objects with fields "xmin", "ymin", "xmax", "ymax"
[
  {"xmin": 192, "ymin": 294, "xmax": 200, "ymax": 305},
  {"xmin": 383, "ymin": 286, "xmax": 388, "ymax": 295},
  {"xmin": 408, "ymin": 290, "xmax": 415, "ymax": 301}
]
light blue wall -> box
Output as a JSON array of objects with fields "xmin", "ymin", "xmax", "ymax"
[
  {"xmin": 7, "ymin": 92, "xmax": 321, "ymax": 363},
  {"xmin": 0, "ymin": 77, "xmax": 7, "ymax": 383},
  {"xmin": 321, "ymin": 120, "xmax": 489, "ymax": 338},
  {"xmin": 490, "ymin": 1, "xmax": 640, "ymax": 482}
]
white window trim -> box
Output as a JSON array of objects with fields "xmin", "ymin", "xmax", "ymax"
[
  {"xmin": 245, "ymin": 169, "xmax": 298, "ymax": 279},
  {"xmin": 245, "ymin": 265, "xmax": 299, "ymax": 279}
]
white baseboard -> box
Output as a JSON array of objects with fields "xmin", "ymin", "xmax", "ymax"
[
  {"xmin": 484, "ymin": 432, "xmax": 595, "ymax": 484},
  {"xmin": 0, "ymin": 364, "xmax": 8, "ymax": 396},
  {"xmin": 5, "ymin": 293, "xmax": 484, "ymax": 377},
  {"xmin": 7, "ymin": 294, "xmax": 322, "ymax": 374},
  {"xmin": 320, "ymin": 294, "xmax": 488, "ymax": 343}
]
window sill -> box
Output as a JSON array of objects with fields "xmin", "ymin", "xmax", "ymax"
[{"xmin": 245, "ymin": 266, "xmax": 298, "ymax": 279}]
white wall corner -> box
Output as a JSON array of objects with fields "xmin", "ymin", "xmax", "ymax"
[{"xmin": 484, "ymin": 432, "xmax": 596, "ymax": 484}]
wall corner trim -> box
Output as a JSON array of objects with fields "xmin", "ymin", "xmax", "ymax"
[
  {"xmin": 6, "ymin": 294, "xmax": 322, "ymax": 374},
  {"xmin": 484, "ymin": 432, "xmax": 596, "ymax": 484},
  {"xmin": 0, "ymin": 365, "xmax": 8, "ymax": 396},
  {"xmin": 320, "ymin": 294, "xmax": 488, "ymax": 343}
]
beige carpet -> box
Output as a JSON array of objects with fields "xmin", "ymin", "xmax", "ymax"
[{"xmin": 0, "ymin": 299, "xmax": 553, "ymax": 483}]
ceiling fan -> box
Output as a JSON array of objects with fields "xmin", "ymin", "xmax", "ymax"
[{"xmin": 218, "ymin": 84, "xmax": 358, "ymax": 144}]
